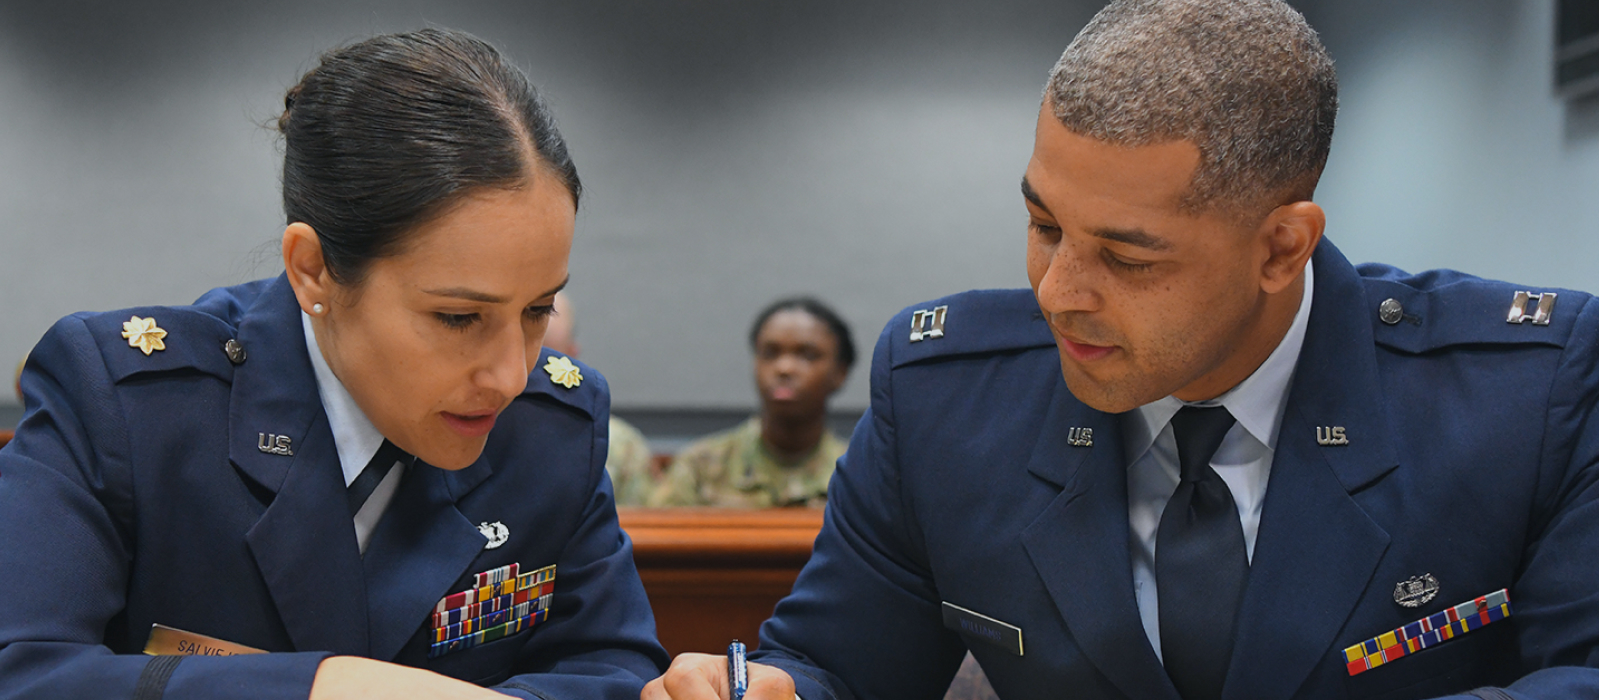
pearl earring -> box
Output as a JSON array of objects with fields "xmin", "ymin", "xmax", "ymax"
[{"xmin": 312, "ymin": 303, "xmax": 325, "ymax": 315}]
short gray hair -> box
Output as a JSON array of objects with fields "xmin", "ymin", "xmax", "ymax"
[{"xmin": 1046, "ymin": 0, "xmax": 1338, "ymax": 216}]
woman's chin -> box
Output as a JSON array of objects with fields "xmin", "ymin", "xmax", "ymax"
[{"xmin": 413, "ymin": 435, "xmax": 489, "ymax": 471}]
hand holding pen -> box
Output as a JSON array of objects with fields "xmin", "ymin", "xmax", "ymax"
[{"xmin": 642, "ymin": 643, "xmax": 798, "ymax": 700}]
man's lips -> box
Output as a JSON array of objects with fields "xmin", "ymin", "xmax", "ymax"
[
  {"xmin": 769, "ymin": 386, "xmax": 797, "ymax": 401},
  {"xmin": 1060, "ymin": 336, "xmax": 1117, "ymax": 363},
  {"xmin": 441, "ymin": 410, "xmax": 499, "ymax": 437}
]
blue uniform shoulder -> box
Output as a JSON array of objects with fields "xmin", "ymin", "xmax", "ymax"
[
  {"xmin": 67, "ymin": 281, "xmax": 261, "ymax": 384},
  {"xmin": 1358, "ymin": 263, "xmax": 1594, "ymax": 354},
  {"xmin": 521, "ymin": 349, "xmax": 607, "ymax": 421},
  {"xmin": 886, "ymin": 289, "xmax": 1054, "ymax": 369}
]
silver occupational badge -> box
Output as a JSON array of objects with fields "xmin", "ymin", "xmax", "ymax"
[
  {"xmin": 1316, "ymin": 426, "xmax": 1349, "ymax": 446},
  {"xmin": 1067, "ymin": 427, "xmax": 1094, "ymax": 447},
  {"xmin": 1394, "ymin": 573, "xmax": 1440, "ymax": 608},
  {"xmin": 478, "ymin": 521, "xmax": 510, "ymax": 550},
  {"xmin": 257, "ymin": 433, "xmax": 294, "ymax": 456},
  {"xmin": 909, "ymin": 306, "xmax": 948, "ymax": 342},
  {"xmin": 1507, "ymin": 291, "xmax": 1557, "ymax": 326}
]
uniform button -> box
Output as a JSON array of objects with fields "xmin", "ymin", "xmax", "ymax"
[
  {"xmin": 224, "ymin": 339, "xmax": 247, "ymax": 365},
  {"xmin": 1378, "ymin": 298, "xmax": 1404, "ymax": 326}
]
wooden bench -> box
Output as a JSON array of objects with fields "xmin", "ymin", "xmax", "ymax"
[
  {"xmin": 0, "ymin": 430, "xmax": 11, "ymax": 449},
  {"xmin": 618, "ymin": 507, "xmax": 823, "ymax": 655}
]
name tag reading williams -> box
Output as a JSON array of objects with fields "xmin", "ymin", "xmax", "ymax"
[
  {"xmin": 942, "ymin": 602, "xmax": 1024, "ymax": 656},
  {"xmin": 143, "ymin": 624, "xmax": 265, "ymax": 657}
]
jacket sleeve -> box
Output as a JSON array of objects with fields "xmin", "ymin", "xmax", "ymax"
[
  {"xmin": 492, "ymin": 373, "xmax": 671, "ymax": 700},
  {"xmin": 1438, "ymin": 293, "xmax": 1599, "ymax": 700},
  {"xmin": 749, "ymin": 318, "xmax": 968, "ymax": 700},
  {"xmin": 0, "ymin": 315, "xmax": 329, "ymax": 700}
]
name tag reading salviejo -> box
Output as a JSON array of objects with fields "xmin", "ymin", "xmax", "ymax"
[
  {"xmin": 942, "ymin": 601, "xmax": 1024, "ymax": 656},
  {"xmin": 143, "ymin": 624, "xmax": 265, "ymax": 657}
]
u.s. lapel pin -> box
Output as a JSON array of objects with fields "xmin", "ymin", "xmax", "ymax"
[
  {"xmin": 122, "ymin": 316, "xmax": 167, "ymax": 355},
  {"xmin": 1316, "ymin": 426, "xmax": 1349, "ymax": 446},
  {"xmin": 257, "ymin": 433, "xmax": 294, "ymax": 456},
  {"xmin": 1067, "ymin": 427, "xmax": 1094, "ymax": 447},
  {"xmin": 543, "ymin": 356, "xmax": 582, "ymax": 389},
  {"xmin": 478, "ymin": 521, "xmax": 510, "ymax": 549}
]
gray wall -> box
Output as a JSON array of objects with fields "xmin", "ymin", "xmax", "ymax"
[{"xmin": 3, "ymin": 0, "xmax": 1596, "ymax": 421}]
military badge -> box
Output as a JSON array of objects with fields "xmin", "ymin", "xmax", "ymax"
[
  {"xmin": 1393, "ymin": 573, "xmax": 1439, "ymax": 608},
  {"xmin": 477, "ymin": 521, "xmax": 510, "ymax": 550},
  {"xmin": 543, "ymin": 355, "xmax": 582, "ymax": 389},
  {"xmin": 121, "ymin": 316, "xmax": 167, "ymax": 355}
]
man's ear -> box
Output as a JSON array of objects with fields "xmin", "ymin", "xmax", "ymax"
[
  {"xmin": 1258, "ymin": 200, "xmax": 1325, "ymax": 295},
  {"xmin": 282, "ymin": 222, "xmax": 333, "ymax": 314}
]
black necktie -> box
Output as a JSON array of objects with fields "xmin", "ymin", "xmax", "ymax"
[
  {"xmin": 1157, "ymin": 406, "xmax": 1247, "ymax": 700},
  {"xmin": 348, "ymin": 439, "xmax": 411, "ymax": 516}
]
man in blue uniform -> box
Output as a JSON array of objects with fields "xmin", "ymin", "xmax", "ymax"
[{"xmin": 645, "ymin": 1, "xmax": 1599, "ymax": 699}]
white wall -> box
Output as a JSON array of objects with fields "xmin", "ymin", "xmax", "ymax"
[{"xmin": 1301, "ymin": 0, "xmax": 1599, "ymax": 291}]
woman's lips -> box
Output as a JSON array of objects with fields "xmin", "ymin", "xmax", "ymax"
[
  {"xmin": 441, "ymin": 411, "xmax": 498, "ymax": 437},
  {"xmin": 770, "ymin": 386, "xmax": 797, "ymax": 401},
  {"xmin": 1061, "ymin": 337, "xmax": 1117, "ymax": 363}
]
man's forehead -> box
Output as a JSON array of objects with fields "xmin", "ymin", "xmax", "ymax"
[{"xmin": 1026, "ymin": 112, "xmax": 1202, "ymax": 215}]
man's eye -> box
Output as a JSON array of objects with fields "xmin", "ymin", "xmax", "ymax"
[
  {"xmin": 1102, "ymin": 250, "xmax": 1155, "ymax": 273},
  {"xmin": 1029, "ymin": 222, "xmax": 1062, "ymax": 237},
  {"xmin": 436, "ymin": 312, "xmax": 479, "ymax": 330}
]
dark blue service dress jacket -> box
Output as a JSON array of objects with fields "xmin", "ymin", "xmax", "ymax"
[
  {"xmin": 0, "ymin": 275, "xmax": 669, "ymax": 700},
  {"xmin": 752, "ymin": 240, "xmax": 1599, "ymax": 700}
]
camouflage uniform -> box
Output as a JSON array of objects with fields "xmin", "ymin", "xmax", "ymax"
[
  {"xmin": 647, "ymin": 417, "xmax": 845, "ymax": 508},
  {"xmin": 605, "ymin": 416, "xmax": 658, "ymax": 506}
]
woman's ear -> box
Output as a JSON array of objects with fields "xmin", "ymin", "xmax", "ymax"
[{"xmin": 282, "ymin": 222, "xmax": 332, "ymax": 314}]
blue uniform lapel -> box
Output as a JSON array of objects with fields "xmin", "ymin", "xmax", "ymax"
[
  {"xmin": 1021, "ymin": 378, "xmax": 1182, "ymax": 700},
  {"xmin": 1222, "ymin": 240, "xmax": 1398, "ymax": 700},
  {"xmin": 229, "ymin": 275, "xmax": 372, "ymax": 655},
  {"xmin": 361, "ymin": 459, "xmax": 494, "ymax": 661}
]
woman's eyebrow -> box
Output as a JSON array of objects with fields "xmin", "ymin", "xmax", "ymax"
[{"xmin": 424, "ymin": 276, "xmax": 569, "ymax": 304}]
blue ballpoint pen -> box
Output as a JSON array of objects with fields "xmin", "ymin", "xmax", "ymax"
[{"xmin": 727, "ymin": 640, "xmax": 749, "ymax": 700}]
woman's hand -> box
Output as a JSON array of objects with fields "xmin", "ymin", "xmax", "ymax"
[
  {"xmin": 642, "ymin": 652, "xmax": 796, "ymax": 700},
  {"xmin": 309, "ymin": 656, "xmax": 507, "ymax": 700}
]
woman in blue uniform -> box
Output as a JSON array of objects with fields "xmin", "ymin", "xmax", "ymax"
[{"xmin": 0, "ymin": 29, "xmax": 667, "ymax": 700}]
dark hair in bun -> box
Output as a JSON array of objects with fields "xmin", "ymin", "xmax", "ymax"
[{"xmin": 278, "ymin": 28, "xmax": 580, "ymax": 284}]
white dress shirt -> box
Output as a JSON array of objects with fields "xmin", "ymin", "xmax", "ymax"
[
  {"xmin": 1123, "ymin": 261, "xmax": 1315, "ymax": 660},
  {"xmin": 302, "ymin": 312, "xmax": 407, "ymax": 554}
]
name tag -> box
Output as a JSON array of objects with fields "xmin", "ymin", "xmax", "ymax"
[
  {"xmin": 942, "ymin": 602, "xmax": 1024, "ymax": 656},
  {"xmin": 143, "ymin": 624, "xmax": 265, "ymax": 657}
]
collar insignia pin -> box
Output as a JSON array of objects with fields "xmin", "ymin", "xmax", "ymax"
[
  {"xmin": 543, "ymin": 355, "xmax": 582, "ymax": 389},
  {"xmin": 1067, "ymin": 427, "xmax": 1094, "ymax": 447},
  {"xmin": 1316, "ymin": 426, "xmax": 1349, "ymax": 446},
  {"xmin": 257, "ymin": 433, "xmax": 294, "ymax": 456},
  {"xmin": 478, "ymin": 521, "xmax": 510, "ymax": 550},
  {"xmin": 1394, "ymin": 573, "xmax": 1440, "ymax": 608},
  {"xmin": 121, "ymin": 316, "xmax": 168, "ymax": 355},
  {"xmin": 909, "ymin": 305, "xmax": 948, "ymax": 343}
]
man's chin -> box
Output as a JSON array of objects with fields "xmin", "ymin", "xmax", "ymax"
[{"xmin": 1058, "ymin": 363, "xmax": 1149, "ymax": 415}]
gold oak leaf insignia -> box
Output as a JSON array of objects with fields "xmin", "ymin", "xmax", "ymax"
[
  {"xmin": 121, "ymin": 316, "xmax": 167, "ymax": 356},
  {"xmin": 543, "ymin": 355, "xmax": 582, "ymax": 389}
]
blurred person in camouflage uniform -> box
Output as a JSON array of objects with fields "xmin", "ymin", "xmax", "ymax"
[
  {"xmin": 649, "ymin": 298, "xmax": 855, "ymax": 508},
  {"xmin": 543, "ymin": 293, "xmax": 660, "ymax": 505}
]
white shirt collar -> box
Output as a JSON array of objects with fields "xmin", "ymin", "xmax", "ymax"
[
  {"xmin": 1124, "ymin": 260, "xmax": 1315, "ymax": 459},
  {"xmin": 302, "ymin": 312, "xmax": 385, "ymax": 488}
]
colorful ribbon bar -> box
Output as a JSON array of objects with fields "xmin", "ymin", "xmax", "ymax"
[
  {"xmin": 428, "ymin": 564, "xmax": 557, "ymax": 659},
  {"xmin": 1343, "ymin": 588, "xmax": 1511, "ymax": 676}
]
